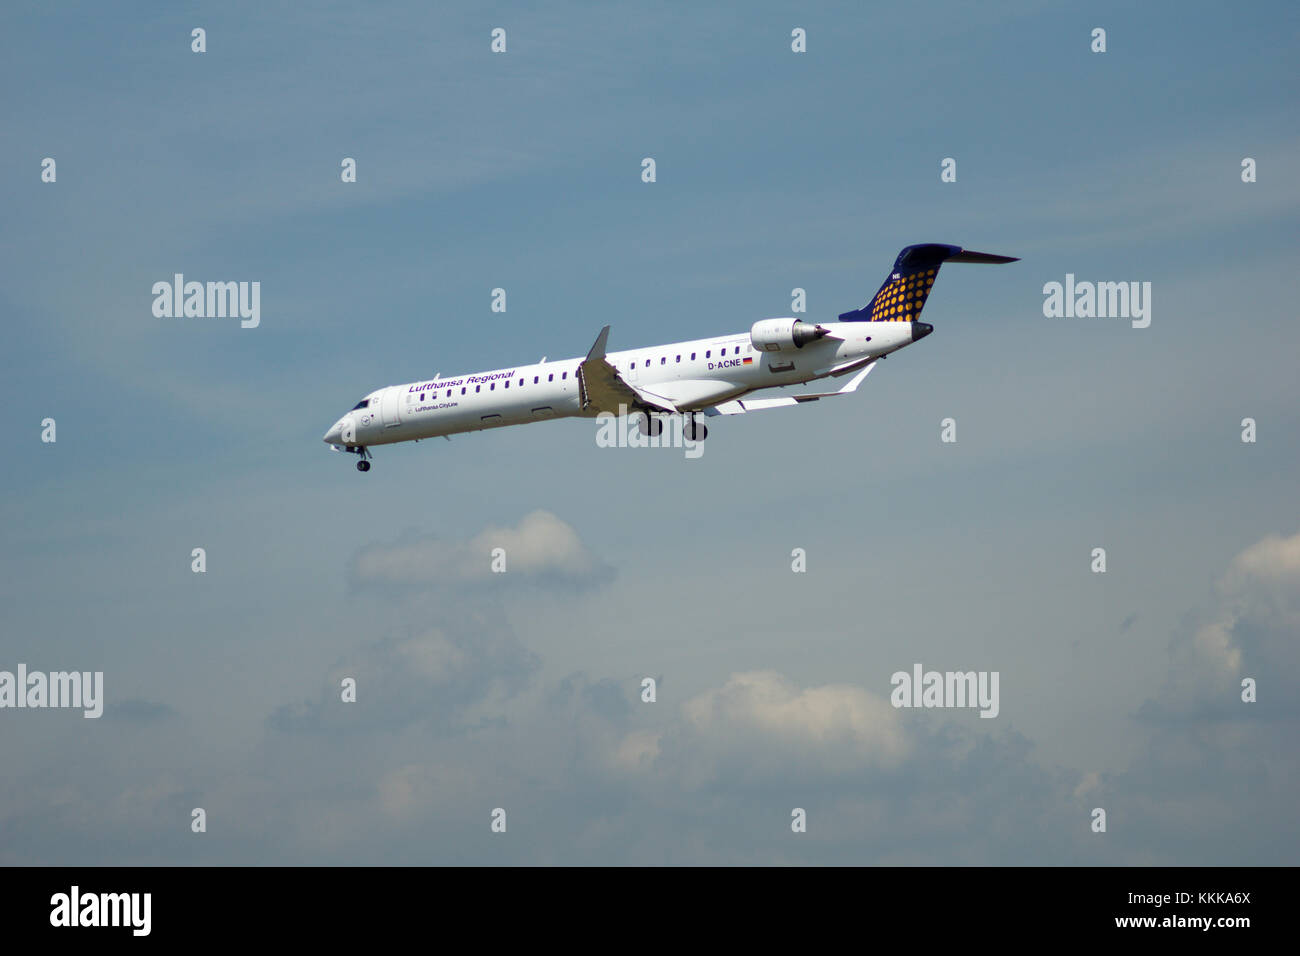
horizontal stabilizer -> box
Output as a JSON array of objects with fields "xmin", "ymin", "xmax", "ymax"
[{"xmin": 945, "ymin": 250, "xmax": 1019, "ymax": 264}]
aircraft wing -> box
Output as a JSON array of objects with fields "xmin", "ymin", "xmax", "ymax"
[
  {"xmin": 704, "ymin": 361, "xmax": 877, "ymax": 415},
  {"xmin": 578, "ymin": 326, "xmax": 679, "ymax": 414}
]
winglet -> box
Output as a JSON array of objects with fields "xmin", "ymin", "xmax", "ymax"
[{"xmin": 586, "ymin": 325, "xmax": 611, "ymax": 363}]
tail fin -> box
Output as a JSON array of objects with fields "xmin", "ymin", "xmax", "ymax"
[{"xmin": 838, "ymin": 243, "xmax": 1019, "ymax": 322}]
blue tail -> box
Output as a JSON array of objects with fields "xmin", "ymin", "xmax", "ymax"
[{"xmin": 838, "ymin": 243, "xmax": 1018, "ymax": 322}]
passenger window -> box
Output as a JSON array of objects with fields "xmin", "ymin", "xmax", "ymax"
[
  {"xmin": 446, "ymin": 390, "xmax": 451, "ymax": 397},
  {"xmin": 491, "ymin": 383, "xmax": 495, "ymax": 390},
  {"xmin": 676, "ymin": 355, "xmax": 681, "ymax": 362},
  {"xmin": 534, "ymin": 376, "xmax": 539, "ymax": 384},
  {"xmin": 504, "ymin": 381, "xmax": 509, "ymax": 388},
  {"xmin": 476, "ymin": 385, "xmax": 481, "ymax": 393},
  {"xmin": 562, "ymin": 372, "xmax": 568, "ymax": 380},
  {"xmin": 461, "ymin": 387, "xmax": 466, "ymax": 395},
  {"xmin": 706, "ymin": 350, "xmax": 711, "ymax": 358},
  {"xmin": 691, "ymin": 352, "xmax": 696, "ymax": 360},
  {"xmin": 660, "ymin": 357, "xmax": 666, "ymax": 365},
  {"xmin": 548, "ymin": 374, "xmax": 554, "ymax": 382},
  {"xmin": 644, "ymin": 359, "xmax": 650, "ymax": 367},
  {"xmin": 721, "ymin": 348, "xmax": 727, "ymax": 356}
]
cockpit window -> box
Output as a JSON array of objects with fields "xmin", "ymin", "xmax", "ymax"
[{"xmin": 352, "ymin": 398, "xmax": 370, "ymax": 410}]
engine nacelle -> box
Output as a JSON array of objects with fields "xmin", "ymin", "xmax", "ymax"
[{"xmin": 750, "ymin": 317, "xmax": 831, "ymax": 352}]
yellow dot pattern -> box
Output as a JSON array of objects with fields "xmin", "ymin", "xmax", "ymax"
[{"xmin": 868, "ymin": 269, "xmax": 937, "ymax": 322}]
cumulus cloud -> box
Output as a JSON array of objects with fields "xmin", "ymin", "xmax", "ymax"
[
  {"xmin": 1140, "ymin": 529, "xmax": 1300, "ymax": 722},
  {"xmin": 583, "ymin": 670, "xmax": 1087, "ymax": 864},
  {"xmin": 1105, "ymin": 530, "xmax": 1300, "ymax": 863},
  {"xmin": 11, "ymin": 527, "xmax": 1298, "ymax": 865},
  {"xmin": 666, "ymin": 670, "xmax": 909, "ymax": 779},
  {"xmin": 270, "ymin": 511, "xmax": 614, "ymax": 735},
  {"xmin": 270, "ymin": 508, "xmax": 600, "ymax": 736},
  {"xmin": 251, "ymin": 529, "xmax": 1299, "ymax": 864},
  {"xmin": 268, "ymin": 622, "xmax": 539, "ymax": 735},
  {"xmin": 351, "ymin": 510, "xmax": 613, "ymax": 592}
]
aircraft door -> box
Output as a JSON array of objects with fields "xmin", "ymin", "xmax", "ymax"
[{"xmin": 381, "ymin": 387, "xmax": 402, "ymax": 427}]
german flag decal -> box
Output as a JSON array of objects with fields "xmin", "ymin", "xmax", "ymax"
[{"xmin": 742, "ymin": 356, "xmax": 753, "ymax": 365}]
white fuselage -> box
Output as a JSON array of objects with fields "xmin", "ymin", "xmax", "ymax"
[{"xmin": 323, "ymin": 319, "xmax": 922, "ymax": 449}]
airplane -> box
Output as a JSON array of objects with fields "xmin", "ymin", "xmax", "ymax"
[{"xmin": 323, "ymin": 243, "xmax": 1017, "ymax": 470}]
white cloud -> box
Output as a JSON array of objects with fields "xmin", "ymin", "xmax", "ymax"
[
  {"xmin": 352, "ymin": 510, "xmax": 610, "ymax": 590},
  {"xmin": 611, "ymin": 730, "xmax": 661, "ymax": 772},
  {"xmin": 1142, "ymin": 529, "xmax": 1300, "ymax": 722},
  {"xmin": 625, "ymin": 671, "xmax": 909, "ymax": 792},
  {"xmin": 1222, "ymin": 531, "xmax": 1300, "ymax": 592},
  {"xmin": 681, "ymin": 670, "xmax": 907, "ymax": 764}
]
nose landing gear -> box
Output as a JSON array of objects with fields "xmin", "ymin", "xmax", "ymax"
[{"xmin": 343, "ymin": 445, "xmax": 372, "ymax": 472}]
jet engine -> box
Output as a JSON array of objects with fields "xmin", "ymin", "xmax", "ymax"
[{"xmin": 749, "ymin": 318, "xmax": 832, "ymax": 352}]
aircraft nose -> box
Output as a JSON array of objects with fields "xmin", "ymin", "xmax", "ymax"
[
  {"xmin": 911, "ymin": 321, "xmax": 934, "ymax": 342},
  {"xmin": 323, "ymin": 420, "xmax": 344, "ymax": 444}
]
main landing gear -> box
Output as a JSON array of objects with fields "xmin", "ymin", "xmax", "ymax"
[
  {"xmin": 634, "ymin": 410, "xmax": 709, "ymax": 442},
  {"xmin": 635, "ymin": 412, "xmax": 664, "ymax": 437},
  {"xmin": 684, "ymin": 413, "xmax": 708, "ymax": 443}
]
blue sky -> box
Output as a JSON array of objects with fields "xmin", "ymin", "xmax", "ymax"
[{"xmin": 1, "ymin": 1, "xmax": 1297, "ymax": 863}]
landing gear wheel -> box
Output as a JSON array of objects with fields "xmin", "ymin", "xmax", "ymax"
[
  {"xmin": 637, "ymin": 413, "xmax": 664, "ymax": 437},
  {"xmin": 357, "ymin": 460, "xmax": 371, "ymax": 472},
  {"xmin": 685, "ymin": 418, "xmax": 709, "ymax": 442}
]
